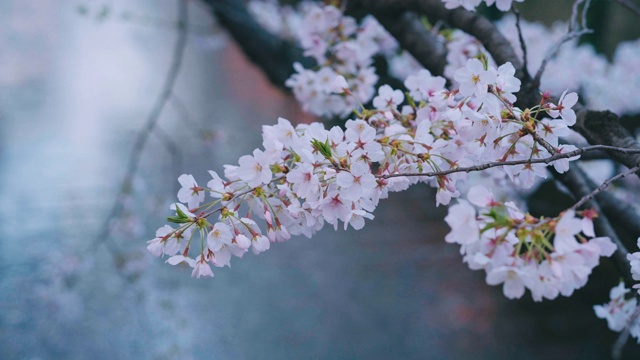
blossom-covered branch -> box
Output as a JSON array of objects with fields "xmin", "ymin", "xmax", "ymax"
[{"xmin": 152, "ymin": 0, "xmax": 640, "ymax": 351}]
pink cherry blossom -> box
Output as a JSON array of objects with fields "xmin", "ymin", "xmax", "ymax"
[
  {"xmin": 553, "ymin": 210, "xmax": 582, "ymax": 255},
  {"xmin": 486, "ymin": 264, "xmax": 529, "ymax": 299},
  {"xmin": 191, "ymin": 255, "xmax": 214, "ymax": 279},
  {"xmin": 238, "ymin": 148, "xmax": 273, "ymax": 187},
  {"xmin": 549, "ymin": 90, "xmax": 579, "ymax": 126},
  {"xmin": 372, "ymin": 85, "xmax": 404, "ymax": 110},
  {"xmin": 177, "ymin": 174, "xmax": 205, "ymax": 210},
  {"xmin": 454, "ymin": 58, "xmax": 496, "ymax": 99}
]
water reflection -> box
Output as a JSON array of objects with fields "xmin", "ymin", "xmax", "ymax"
[{"xmin": 0, "ymin": 1, "xmax": 637, "ymax": 359}]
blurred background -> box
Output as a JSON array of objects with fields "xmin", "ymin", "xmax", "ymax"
[{"xmin": 0, "ymin": 0, "xmax": 639, "ymax": 359}]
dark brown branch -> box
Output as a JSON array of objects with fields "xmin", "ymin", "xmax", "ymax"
[
  {"xmin": 202, "ymin": 0, "xmax": 313, "ymax": 89},
  {"xmin": 512, "ymin": 6, "xmax": 530, "ymax": 80},
  {"xmin": 346, "ymin": 0, "xmax": 521, "ymax": 69},
  {"xmin": 575, "ymin": 109, "xmax": 640, "ymax": 178},
  {"xmin": 344, "ymin": 0, "xmax": 542, "ymax": 107},
  {"xmin": 375, "ymin": 12, "xmax": 447, "ymax": 76}
]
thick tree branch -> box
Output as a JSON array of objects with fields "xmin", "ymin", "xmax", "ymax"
[
  {"xmin": 202, "ymin": 0, "xmax": 313, "ymax": 89},
  {"xmin": 575, "ymin": 109, "xmax": 640, "ymax": 178},
  {"xmin": 344, "ymin": 0, "xmax": 542, "ymax": 107},
  {"xmin": 346, "ymin": 0, "xmax": 521, "ymax": 68},
  {"xmin": 375, "ymin": 12, "xmax": 447, "ymax": 76}
]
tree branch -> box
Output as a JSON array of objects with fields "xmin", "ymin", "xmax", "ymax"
[
  {"xmin": 95, "ymin": 0, "xmax": 189, "ymax": 251},
  {"xmin": 512, "ymin": 6, "xmax": 530, "ymax": 80},
  {"xmin": 553, "ymin": 165, "xmax": 635, "ymax": 287},
  {"xmin": 346, "ymin": 0, "xmax": 522, "ymax": 70},
  {"xmin": 378, "ymin": 145, "xmax": 640, "ymax": 179},
  {"xmin": 202, "ymin": 0, "xmax": 313, "ymax": 89},
  {"xmin": 585, "ymin": 175, "xmax": 640, "ymax": 238},
  {"xmin": 569, "ymin": 163, "xmax": 640, "ymax": 211},
  {"xmin": 532, "ymin": 0, "xmax": 593, "ymax": 87},
  {"xmin": 375, "ymin": 12, "xmax": 447, "ymax": 76},
  {"xmin": 575, "ymin": 109, "xmax": 640, "ymax": 178},
  {"xmin": 344, "ymin": 0, "xmax": 544, "ymax": 107}
]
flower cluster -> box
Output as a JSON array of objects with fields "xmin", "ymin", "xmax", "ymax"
[
  {"xmin": 445, "ymin": 185, "xmax": 615, "ymax": 300},
  {"xmin": 594, "ymin": 282, "xmax": 640, "ymax": 342},
  {"xmin": 284, "ymin": 5, "xmax": 385, "ymax": 117},
  {"xmin": 251, "ymin": 2, "xmax": 420, "ymax": 118},
  {"xmin": 148, "ymin": 56, "xmax": 586, "ymax": 279}
]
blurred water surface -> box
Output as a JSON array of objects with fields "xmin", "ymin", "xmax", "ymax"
[{"xmin": 0, "ymin": 1, "xmax": 637, "ymax": 359}]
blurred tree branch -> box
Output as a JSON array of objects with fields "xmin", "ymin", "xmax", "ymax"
[
  {"xmin": 96, "ymin": 0, "xmax": 188, "ymax": 252},
  {"xmin": 202, "ymin": 0, "xmax": 313, "ymax": 89}
]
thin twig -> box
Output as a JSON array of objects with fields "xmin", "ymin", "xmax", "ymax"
[
  {"xmin": 569, "ymin": 163, "xmax": 640, "ymax": 210},
  {"xmin": 513, "ymin": 6, "xmax": 530, "ymax": 80},
  {"xmin": 533, "ymin": 0, "xmax": 593, "ymax": 86},
  {"xmin": 153, "ymin": 125, "xmax": 183, "ymax": 194},
  {"xmin": 170, "ymin": 92, "xmax": 211, "ymax": 139},
  {"xmin": 94, "ymin": 0, "xmax": 188, "ymax": 251},
  {"xmin": 582, "ymin": 0, "xmax": 592, "ymax": 29},
  {"xmin": 378, "ymin": 145, "xmax": 640, "ymax": 179},
  {"xmin": 530, "ymin": 130, "xmax": 558, "ymax": 155},
  {"xmin": 612, "ymin": 306, "xmax": 640, "ymax": 359},
  {"xmin": 553, "ymin": 166, "xmax": 634, "ymax": 287}
]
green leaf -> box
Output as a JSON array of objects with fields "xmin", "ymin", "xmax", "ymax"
[
  {"xmin": 167, "ymin": 216, "xmax": 189, "ymax": 224},
  {"xmin": 175, "ymin": 205, "xmax": 188, "ymax": 219},
  {"xmin": 311, "ymin": 138, "xmax": 333, "ymax": 159}
]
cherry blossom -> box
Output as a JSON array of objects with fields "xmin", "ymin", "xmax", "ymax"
[
  {"xmin": 372, "ymin": 85, "xmax": 404, "ymax": 111},
  {"xmin": 454, "ymin": 58, "xmax": 496, "ymax": 99},
  {"xmin": 177, "ymin": 174, "xmax": 205, "ymax": 210},
  {"xmin": 549, "ymin": 90, "xmax": 579, "ymax": 126},
  {"xmin": 192, "ymin": 255, "xmax": 214, "ymax": 279},
  {"xmin": 594, "ymin": 282, "xmax": 638, "ymax": 335},
  {"xmin": 237, "ymin": 149, "xmax": 273, "ymax": 188}
]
